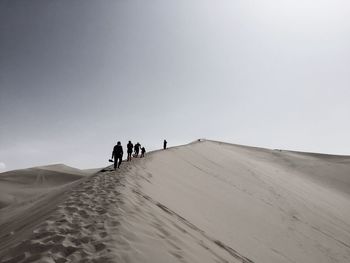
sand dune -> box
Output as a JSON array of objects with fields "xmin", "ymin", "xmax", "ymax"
[
  {"xmin": 0, "ymin": 140, "xmax": 350, "ymax": 263},
  {"xmin": 0, "ymin": 164, "xmax": 99, "ymax": 256},
  {"xmin": 0, "ymin": 164, "xmax": 97, "ymax": 211},
  {"xmin": 0, "ymin": 164, "xmax": 94, "ymax": 186}
]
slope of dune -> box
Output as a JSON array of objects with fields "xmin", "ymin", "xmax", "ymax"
[
  {"xmin": 0, "ymin": 164, "xmax": 94, "ymax": 186},
  {"xmin": 135, "ymin": 141, "xmax": 350, "ymax": 263},
  {"xmin": 0, "ymin": 164, "xmax": 96, "ymax": 210},
  {"xmin": 0, "ymin": 164, "xmax": 98, "ymax": 256},
  {"xmin": 1, "ymin": 140, "xmax": 350, "ymax": 263},
  {"xmin": 36, "ymin": 164, "xmax": 96, "ymax": 177}
]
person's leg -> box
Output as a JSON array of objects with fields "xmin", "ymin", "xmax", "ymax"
[
  {"xmin": 114, "ymin": 159, "xmax": 117, "ymax": 170},
  {"xmin": 118, "ymin": 156, "xmax": 122, "ymax": 168}
]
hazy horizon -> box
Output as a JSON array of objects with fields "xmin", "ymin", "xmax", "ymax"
[{"xmin": 1, "ymin": 0, "xmax": 350, "ymax": 172}]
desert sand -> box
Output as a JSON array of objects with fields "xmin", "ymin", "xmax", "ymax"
[{"xmin": 0, "ymin": 140, "xmax": 350, "ymax": 263}]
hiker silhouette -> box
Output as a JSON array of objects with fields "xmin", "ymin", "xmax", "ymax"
[
  {"xmin": 141, "ymin": 147, "xmax": 146, "ymax": 158},
  {"xmin": 163, "ymin": 139, "xmax": 167, "ymax": 150},
  {"xmin": 134, "ymin": 142, "xmax": 141, "ymax": 157},
  {"xmin": 127, "ymin": 141, "xmax": 133, "ymax": 161},
  {"xmin": 112, "ymin": 141, "xmax": 123, "ymax": 169}
]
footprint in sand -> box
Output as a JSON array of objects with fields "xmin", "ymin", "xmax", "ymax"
[{"xmin": 0, "ymin": 170, "xmax": 125, "ymax": 263}]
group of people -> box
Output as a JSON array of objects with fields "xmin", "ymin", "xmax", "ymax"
[
  {"xmin": 111, "ymin": 139, "xmax": 167, "ymax": 170},
  {"xmin": 126, "ymin": 141, "xmax": 146, "ymax": 161}
]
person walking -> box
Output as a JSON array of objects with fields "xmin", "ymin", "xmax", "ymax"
[
  {"xmin": 163, "ymin": 139, "xmax": 167, "ymax": 150},
  {"xmin": 134, "ymin": 142, "xmax": 141, "ymax": 157},
  {"xmin": 140, "ymin": 147, "xmax": 146, "ymax": 158},
  {"xmin": 112, "ymin": 141, "xmax": 123, "ymax": 170},
  {"xmin": 127, "ymin": 141, "xmax": 133, "ymax": 161}
]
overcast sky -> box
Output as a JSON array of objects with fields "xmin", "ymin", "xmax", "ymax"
[{"xmin": 1, "ymin": 0, "xmax": 349, "ymax": 171}]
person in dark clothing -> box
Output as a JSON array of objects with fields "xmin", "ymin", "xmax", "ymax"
[
  {"xmin": 140, "ymin": 147, "xmax": 146, "ymax": 158},
  {"xmin": 134, "ymin": 142, "xmax": 141, "ymax": 157},
  {"xmin": 127, "ymin": 141, "xmax": 133, "ymax": 161},
  {"xmin": 163, "ymin": 139, "xmax": 167, "ymax": 150},
  {"xmin": 112, "ymin": 141, "xmax": 123, "ymax": 170}
]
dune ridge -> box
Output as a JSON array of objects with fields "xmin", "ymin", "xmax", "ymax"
[{"xmin": 0, "ymin": 140, "xmax": 350, "ymax": 263}]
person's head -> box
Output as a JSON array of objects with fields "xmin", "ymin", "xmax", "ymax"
[
  {"xmin": 117, "ymin": 141, "xmax": 121, "ymax": 145},
  {"xmin": 129, "ymin": 140, "xmax": 131, "ymax": 143}
]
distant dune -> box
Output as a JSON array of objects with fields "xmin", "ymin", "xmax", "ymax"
[
  {"xmin": 0, "ymin": 141, "xmax": 349, "ymax": 263},
  {"xmin": 0, "ymin": 164, "xmax": 98, "ymax": 207},
  {"xmin": 0, "ymin": 165, "xmax": 84, "ymax": 187}
]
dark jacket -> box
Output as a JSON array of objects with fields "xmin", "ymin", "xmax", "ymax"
[
  {"xmin": 113, "ymin": 145, "xmax": 123, "ymax": 157},
  {"xmin": 127, "ymin": 142, "xmax": 133, "ymax": 153}
]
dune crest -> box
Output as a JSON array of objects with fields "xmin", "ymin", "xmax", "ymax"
[{"xmin": 1, "ymin": 140, "xmax": 350, "ymax": 263}]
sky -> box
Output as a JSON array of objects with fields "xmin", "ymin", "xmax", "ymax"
[{"xmin": 1, "ymin": 0, "xmax": 350, "ymax": 171}]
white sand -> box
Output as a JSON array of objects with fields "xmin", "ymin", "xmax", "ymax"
[{"xmin": 0, "ymin": 141, "xmax": 349, "ymax": 263}]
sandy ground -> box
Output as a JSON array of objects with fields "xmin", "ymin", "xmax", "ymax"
[
  {"xmin": 0, "ymin": 140, "xmax": 350, "ymax": 263},
  {"xmin": 0, "ymin": 164, "xmax": 100, "ymax": 256}
]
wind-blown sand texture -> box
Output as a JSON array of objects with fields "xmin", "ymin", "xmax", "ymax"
[{"xmin": 0, "ymin": 140, "xmax": 350, "ymax": 263}]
